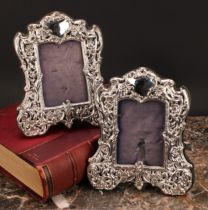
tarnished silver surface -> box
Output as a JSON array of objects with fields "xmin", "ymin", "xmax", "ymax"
[
  {"xmin": 88, "ymin": 67, "xmax": 193, "ymax": 195},
  {"xmin": 14, "ymin": 11, "xmax": 103, "ymax": 136}
]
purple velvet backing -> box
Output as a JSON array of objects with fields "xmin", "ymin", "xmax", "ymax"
[
  {"xmin": 38, "ymin": 40, "xmax": 88, "ymax": 107},
  {"xmin": 117, "ymin": 99, "xmax": 165, "ymax": 166}
]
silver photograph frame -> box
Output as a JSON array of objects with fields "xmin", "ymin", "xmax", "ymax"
[
  {"xmin": 88, "ymin": 67, "xmax": 193, "ymax": 195},
  {"xmin": 14, "ymin": 11, "xmax": 103, "ymax": 136}
]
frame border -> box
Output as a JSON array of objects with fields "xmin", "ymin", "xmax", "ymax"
[
  {"xmin": 14, "ymin": 11, "xmax": 103, "ymax": 136},
  {"xmin": 88, "ymin": 67, "xmax": 193, "ymax": 195}
]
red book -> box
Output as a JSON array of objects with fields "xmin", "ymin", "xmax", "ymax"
[{"xmin": 0, "ymin": 104, "xmax": 100, "ymax": 201}]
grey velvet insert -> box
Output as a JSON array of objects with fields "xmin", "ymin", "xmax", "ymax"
[
  {"xmin": 38, "ymin": 40, "xmax": 88, "ymax": 107},
  {"xmin": 117, "ymin": 99, "xmax": 165, "ymax": 166}
]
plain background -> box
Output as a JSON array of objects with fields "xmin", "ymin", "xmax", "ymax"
[{"xmin": 1, "ymin": 0, "xmax": 207, "ymax": 115}]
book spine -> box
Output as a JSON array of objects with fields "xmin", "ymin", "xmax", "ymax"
[{"xmin": 36, "ymin": 140, "xmax": 97, "ymax": 201}]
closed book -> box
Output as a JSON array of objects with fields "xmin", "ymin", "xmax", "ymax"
[{"xmin": 0, "ymin": 104, "xmax": 100, "ymax": 201}]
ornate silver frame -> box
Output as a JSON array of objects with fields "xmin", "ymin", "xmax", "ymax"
[
  {"xmin": 88, "ymin": 67, "xmax": 193, "ymax": 195},
  {"xmin": 14, "ymin": 11, "xmax": 103, "ymax": 136}
]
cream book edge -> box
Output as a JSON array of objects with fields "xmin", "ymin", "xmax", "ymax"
[{"xmin": 0, "ymin": 144, "xmax": 43, "ymax": 197}]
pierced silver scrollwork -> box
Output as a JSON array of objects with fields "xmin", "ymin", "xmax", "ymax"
[
  {"xmin": 88, "ymin": 67, "xmax": 193, "ymax": 195},
  {"xmin": 14, "ymin": 11, "xmax": 103, "ymax": 136}
]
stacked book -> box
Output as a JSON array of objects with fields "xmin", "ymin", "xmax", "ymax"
[{"xmin": 0, "ymin": 104, "xmax": 100, "ymax": 201}]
